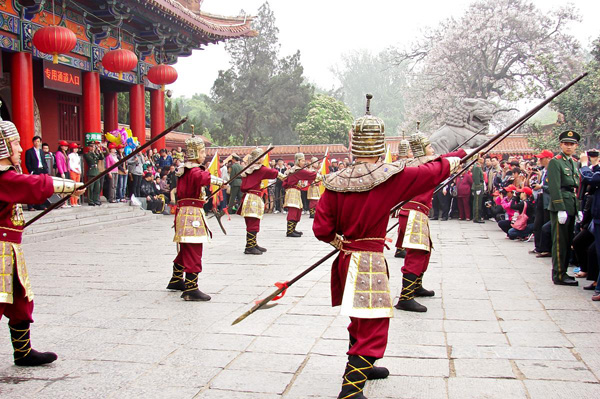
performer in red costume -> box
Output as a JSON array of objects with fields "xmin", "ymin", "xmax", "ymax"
[
  {"xmin": 238, "ymin": 148, "xmax": 284, "ymax": 254},
  {"xmin": 306, "ymin": 156, "xmax": 321, "ymax": 219},
  {"xmin": 394, "ymin": 132, "xmax": 467, "ymax": 312},
  {"xmin": 167, "ymin": 133, "xmax": 223, "ymax": 301},
  {"xmin": 313, "ymin": 95, "xmax": 461, "ymax": 399},
  {"xmin": 0, "ymin": 120, "xmax": 85, "ymax": 366},
  {"xmin": 283, "ymin": 153, "xmax": 318, "ymax": 237}
]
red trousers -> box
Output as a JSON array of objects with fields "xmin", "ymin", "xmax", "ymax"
[
  {"xmin": 347, "ymin": 317, "xmax": 389, "ymax": 359},
  {"xmin": 395, "ymin": 214, "xmax": 431, "ymax": 276},
  {"xmin": 0, "ymin": 272, "xmax": 34, "ymax": 325},
  {"xmin": 457, "ymin": 196, "xmax": 471, "ymax": 220},
  {"xmin": 309, "ymin": 199, "xmax": 318, "ymax": 210},
  {"xmin": 286, "ymin": 207, "xmax": 302, "ymax": 222},
  {"xmin": 174, "ymin": 243, "xmax": 203, "ymax": 273},
  {"xmin": 245, "ymin": 217, "xmax": 261, "ymax": 232}
]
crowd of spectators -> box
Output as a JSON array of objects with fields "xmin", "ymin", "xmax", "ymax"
[{"xmin": 430, "ymin": 146, "xmax": 600, "ymax": 301}]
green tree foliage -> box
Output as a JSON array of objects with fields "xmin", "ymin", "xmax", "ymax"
[
  {"xmin": 552, "ymin": 37, "xmax": 600, "ymax": 148},
  {"xmin": 296, "ymin": 95, "xmax": 353, "ymax": 145},
  {"xmin": 211, "ymin": 2, "xmax": 312, "ymax": 146},
  {"xmin": 332, "ymin": 50, "xmax": 407, "ymax": 135}
]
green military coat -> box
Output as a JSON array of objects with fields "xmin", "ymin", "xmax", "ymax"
[
  {"xmin": 84, "ymin": 150, "xmax": 105, "ymax": 177},
  {"xmin": 547, "ymin": 153, "xmax": 579, "ymax": 215},
  {"xmin": 471, "ymin": 164, "xmax": 484, "ymax": 192}
]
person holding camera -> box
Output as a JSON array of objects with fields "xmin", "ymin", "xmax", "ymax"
[{"xmin": 507, "ymin": 187, "xmax": 535, "ymax": 240}]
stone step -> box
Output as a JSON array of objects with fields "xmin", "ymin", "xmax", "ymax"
[
  {"xmin": 25, "ymin": 202, "xmax": 134, "ymax": 225},
  {"xmin": 22, "ymin": 211, "xmax": 160, "ymax": 244}
]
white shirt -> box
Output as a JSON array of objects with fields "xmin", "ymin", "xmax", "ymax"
[{"xmin": 68, "ymin": 153, "xmax": 81, "ymax": 174}]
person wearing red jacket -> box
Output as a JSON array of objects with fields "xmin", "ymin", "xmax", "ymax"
[
  {"xmin": 394, "ymin": 132, "xmax": 467, "ymax": 313},
  {"xmin": 238, "ymin": 148, "xmax": 284, "ymax": 254},
  {"xmin": 313, "ymin": 95, "xmax": 461, "ymax": 399},
  {"xmin": 0, "ymin": 120, "xmax": 84, "ymax": 366},
  {"xmin": 282, "ymin": 153, "xmax": 317, "ymax": 237},
  {"xmin": 167, "ymin": 133, "xmax": 223, "ymax": 301}
]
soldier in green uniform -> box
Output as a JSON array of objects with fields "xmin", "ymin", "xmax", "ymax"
[
  {"xmin": 227, "ymin": 155, "xmax": 243, "ymax": 212},
  {"xmin": 84, "ymin": 142, "xmax": 105, "ymax": 206},
  {"xmin": 547, "ymin": 130, "xmax": 581, "ymax": 286},
  {"xmin": 471, "ymin": 156, "xmax": 485, "ymax": 223}
]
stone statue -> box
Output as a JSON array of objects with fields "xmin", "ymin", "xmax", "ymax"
[{"xmin": 429, "ymin": 98, "xmax": 495, "ymax": 154}]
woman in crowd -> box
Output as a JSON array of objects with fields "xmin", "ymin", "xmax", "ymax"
[
  {"xmin": 497, "ymin": 185, "xmax": 517, "ymax": 235},
  {"xmin": 507, "ymin": 187, "xmax": 535, "ymax": 240},
  {"xmin": 68, "ymin": 143, "xmax": 82, "ymax": 207},
  {"xmin": 116, "ymin": 145, "xmax": 128, "ymax": 202},
  {"xmin": 128, "ymin": 150, "xmax": 144, "ymax": 198},
  {"xmin": 105, "ymin": 144, "xmax": 119, "ymax": 203},
  {"xmin": 55, "ymin": 140, "xmax": 70, "ymax": 207},
  {"xmin": 456, "ymin": 168, "xmax": 473, "ymax": 220}
]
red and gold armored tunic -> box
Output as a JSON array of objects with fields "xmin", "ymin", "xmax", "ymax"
[
  {"xmin": 238, "ymin": 166, "xmax": 279, "ymax": 219},
  {"xmin": 0, "ymin": 166, "xmax": 54, "ymax": 303},
  {"xmin": 173, "ymin": 165, "xmax": 211, "ymax": 273},
  {"xmin": 283, "ymin": 168, "xmax": 317, "ymax": 209},
  {"xmin": 313, "ymin": 159, "xmax": 452, "ymax": 318}
]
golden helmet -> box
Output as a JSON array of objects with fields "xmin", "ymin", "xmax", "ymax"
[
  {"xmin": 351, "ymin": 94, "xmax": 385, "ymax": 158},
  {"xmin": 0, "ymin": 121, "xmax": 20, "ymax": 161},
  {"xmin": 408, "ymin": 132, "xmax": 431, "ymax": 158},
  {"xmin": 185, "ymin": 133, "xmax": 205, "ymax": 161}
]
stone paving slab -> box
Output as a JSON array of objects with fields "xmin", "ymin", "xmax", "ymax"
[{"xmin": 0, "ymin": 215, "xmax": 599, "ymax": 398}]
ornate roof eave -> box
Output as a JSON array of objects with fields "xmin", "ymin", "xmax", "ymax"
[{"xmin": 149, "ymin": 0, "xmax": 256, "ymax": 39}]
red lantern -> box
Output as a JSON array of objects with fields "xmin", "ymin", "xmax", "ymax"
[
  {"xmin": 33, "ymin": 26, "xmax": 77, "ymax": 64},
  {"xmin": 102, "ymin": 49, "xmax": 138, "ymax": 80},
  {"xmin": 147, "ymin": 64, "xmax": 178, "ymax": 91}
]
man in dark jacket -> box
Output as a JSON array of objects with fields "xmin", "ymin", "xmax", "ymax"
[
  {"xmin": 24, "ymin": 136, "xmax": 48, "ymax": 175},
  {"xmin": 140, "ymin": 172, "xmax": 164, "ymax": 213}
]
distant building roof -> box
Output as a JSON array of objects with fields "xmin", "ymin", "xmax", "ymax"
[
  {"xmin": 385, "ymin": 134, "xmax": 535, "ymax": 157},
  {"xmin": 205, "ymin": 144, "xmax": 350, "ymax": 160}
]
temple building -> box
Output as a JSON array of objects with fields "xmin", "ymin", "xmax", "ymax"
[{"xmin": 0, "ymin": 0, "xmax": 254, "ymax": 171}]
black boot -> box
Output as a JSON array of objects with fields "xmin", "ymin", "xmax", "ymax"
[
  {"xmin": 286, "ymin": 221, "xmax": 301, "ymax": 237},
  {"xmin": 337, "ymin": 355, "xmax": 374, "ymax": 399},
  {"xmin": 394, "ymin": 248, "xmax": 406, "ymax": 258},
  {"xmin": 9, "ymin": 323, "xmax": 57, "ymax": 366},
  {"xmin": 309, "ymin": 207, "xmax": 315, "ymax": 219},
  {"xmin": 349, "ymin": 335, "xmax": 389, "ymax": 380},
  {"xmin": 181, "ymin": 273, "xmax": 211, "ymax": 301},
  {"xmin": 244, "ymin": 231, "xmax": 263, "ymax": 255},
  {"xmin": 395, "ymin": 273, "xmax": 427, "ymax": 312},
  {"xmin": 255, "ymin": 231, "xmax": 267, "ymax": 252},
  {"xmin": 166, "ymin": 263, "xmax": 185, "ymax": 291},
  {"xmin": 414, "ymin": 274, "xmax": 435, "ymax": 297}
]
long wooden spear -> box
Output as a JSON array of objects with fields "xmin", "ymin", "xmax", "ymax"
[
  {"xmin": 25, "ymin": 117, "xmax": 188, "ymax": 228},
  {"xmin": 231, "ymin": 72, "xmax": 588, "ymax": 325}
]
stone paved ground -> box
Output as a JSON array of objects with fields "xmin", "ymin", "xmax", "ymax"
[{"xmin": 1, "ymin": 211, "xmax": 599, "ymax": 398}]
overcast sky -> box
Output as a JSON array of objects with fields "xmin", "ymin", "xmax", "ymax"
[{"xmin": 169, "ymin": 0, "xmax": 600, "ymax": 98}]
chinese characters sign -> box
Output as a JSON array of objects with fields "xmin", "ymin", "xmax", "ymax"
[{"xmin": 42, "ymin": 61, "xmax": 82, "ymax": 95}]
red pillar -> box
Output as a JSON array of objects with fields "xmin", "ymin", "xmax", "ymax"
[
  {"xmin": 11, "ymin": 52, "xmax": 34, "ymax": 172},
  {"xmin": 129, "ymin": 84, "xmax": 146, "ymax": 145},
  {"xmin": 150, "ymin": 89, "xmax": 165, "ymax": 150},
  {"xmin": 83, "ymin": 72, "xmax": 101, "ymax": 134},
  {"xmin": 104, "ymin": 91, "xmax": 119, "ymax": 132}
]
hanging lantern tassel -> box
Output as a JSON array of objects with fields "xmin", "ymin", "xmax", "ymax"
[
  {"xmin": 32, "ymin": 26, "xmax": 77, "ymax": 65},
  {"xmin": 147, "ymin": 64, "xmax": 178, "ymax": 91},
  {"xmin": 102, "ymin": 49, "xmax": 138, "ymax": 81}
]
